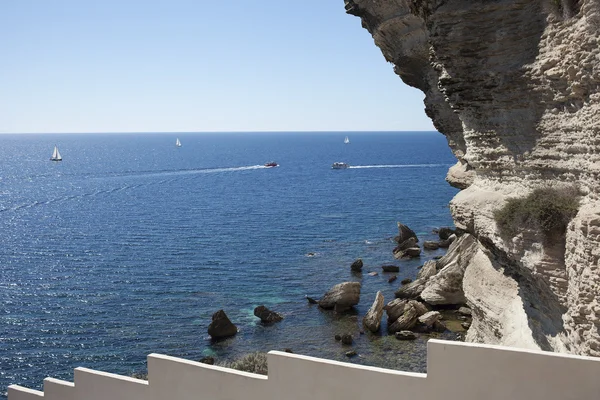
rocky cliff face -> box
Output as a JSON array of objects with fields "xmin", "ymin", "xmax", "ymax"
[{"xmin": 345, "ymin": 0, "xmax": 600, "ymax": 356}]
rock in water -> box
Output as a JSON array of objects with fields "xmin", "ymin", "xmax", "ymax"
[
  {"xmin": 253, "ymin": 305, "xmax": 283, "ymax": 323},
  {"xmin": 318, "ymin": 282, "xmax": 361, "ymax": 312},
  {"xmin": 208, "ymin": 310, "xmax": 238, "ymax": 339},
  {"xmin": 341, "ymin": 334, "xmax": 353, "ymax": 345},
  {"xmin": 382, "ymin": 265, "xmax": 400, "ymax": 272},
  {"xmin": 438, "ymin": 227, "xmax": 456, "ymax": 241},
  {"xmin": 395, "ymin": 222, "xmax": 418, "ymax": 244},
  {"xmin": 362, "ymin": 291, "xmax": 385, "ymax": 333},
  {"xmin": 306, "ymin": 296, "xmax": 318, "ymax": 304},
  {"xmin": 395, "ymin": 331, "xmax": 417, "ymax": 340},
  {"xmin": 418, "ymin": 311, "xmax": 442, "ymax": 328},
  {"xmin": 423, "ymin": 241, "xmax": 440, "ymax": 250},
  {"xmin": 350, "ymin": 258, "xmax": 363, "ymax": 272},
  {"xmin": 385, "ymin": 298, "xmax": 407, "ymax": 322},
  {"xmin": 388, "ymin": 275, "xmax": 398, "ymax": 283},
  {"xmin": 388, "ymin": 300, "xmax": 428, "ymax": 333}
]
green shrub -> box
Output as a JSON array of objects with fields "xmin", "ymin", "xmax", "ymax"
[
  {"xmin": 494, "ymin": 186, "xmax": 580, "ymax": 238},
  {"xmin": 218, "ymin": 352, "xmax": 268, "ymax": 375}
]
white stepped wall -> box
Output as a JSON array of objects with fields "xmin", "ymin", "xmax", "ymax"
[{"xmin": 9, "ymin": 339, "xmax": 600, "ymax": 400}]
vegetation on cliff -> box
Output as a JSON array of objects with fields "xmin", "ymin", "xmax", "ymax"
[{"xmin": 494, "ymin": 186, "xmax": 580, "ymax": 238}]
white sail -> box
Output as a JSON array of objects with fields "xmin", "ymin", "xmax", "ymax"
[
  {"xmin": 51, "ymin": 145, "xmax": 62, "ymax": 161},
  {"xmin": 176, "ymin": 138, "xmax": 182, "ymax": 147},
  {"xmin": 344, "ymin": 136, "xmax": 350, "ymax": 144}
]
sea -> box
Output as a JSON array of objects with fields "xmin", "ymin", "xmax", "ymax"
[{"xmin": 0, "ymin": 131, "xmax": 459, "ymax": 397}]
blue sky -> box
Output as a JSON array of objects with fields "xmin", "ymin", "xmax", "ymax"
[{"xmin": 0, "ymin": 0, "xmax": 434, "ymax": 133}]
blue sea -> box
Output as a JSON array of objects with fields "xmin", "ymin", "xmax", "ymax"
[{"xmin": 0, "ymin": 132, "xmax": 458, "ymax": 397}]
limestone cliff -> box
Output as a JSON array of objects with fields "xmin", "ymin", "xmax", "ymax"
[{"xmin": 345, "ymin": 0, "xmax": 600, "ymax": 356}]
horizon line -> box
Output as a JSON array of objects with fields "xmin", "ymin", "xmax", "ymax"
[{"xmin": 0, "ymin": 130, "xmax": 439, "ymax": 135}]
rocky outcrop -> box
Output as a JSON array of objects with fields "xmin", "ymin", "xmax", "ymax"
[
  {"xmin": 254, "ymin": 306, "xmax": 283, "ymax": 323},
  {"xmin": 363, "ymin": 291, "xmax": 385, "ymax": 333},
  {"xmin": 208, "ymin": 310, "xmax": 238, "ymax": 339},
  {"xmin": 346, "ymin": 0, "xmax": 600, "ymax": 355},
  {"xmin": 319, "ymin": 282, "xmax": 361, "ymax": 312}
]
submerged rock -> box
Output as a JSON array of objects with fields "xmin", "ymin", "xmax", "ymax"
[
  {"xmin": 395, "ymin": 331, "xmax": 417, "ymax": 340},
  {"xmin": 388, "ymin": 275, "xmax": 398, "ymax": 283},
  {"xmin": 341, "ymin": 334, "xmax": 353, "ymax": 345},
  {"xmin": 382, "ymin": 265, "xmax": 400, "ymax": 272},
  {"xmin": 253, "ymin": 305, "xmax": 283, "ymax": 323},
  {"xmin": 208, "ymin": 310, "xmax": 238, "ymax": 339},
  {"xmin": 423, "ymin": 241, "xmax": 440, "ymax": 250},
  {"xmin": 318, "ymin": 282, "xmax": 361, "ymax": 312},
  {"xmin": 363, "ymin": 291, "xmax": 385, "ymax": 333}
]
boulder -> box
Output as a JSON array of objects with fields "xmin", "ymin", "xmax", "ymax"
[
  {"xmin": 401, "ymin": 278, "xmax": 412, "ymax": 285},
  {"xmin": 318, "ymin": 282, "xmax": 361, "ymax": 312},
  {"xmin": 362, "ymin": 291, "xmax": 385, "ymax": 333},
  {"xmin": 418, "ymin": 311, "xmax": 442, "ymax": 328},
  {"xmin": 341, "ymin": 334, "xmax": 353, "ymax": 345},
  {"xmin": 395, "ymin": 222, "xmax": 418, "ymax": 244},
  {"xmin": 253, "ymin": 305, "xmax": 283, "ymax": 323},
  {"xmin": 438, "ymin": 234, "xmax": 457, "ymax": 249},
  {"xmin": 420, "ymin": 235, "xmax": 477, "ymax": 305},
  {"xmin": 423, "ymin": 241, "xmax": 440, "ymax": 250},
  {"xmin": 208, "ymin": 310, "xmax": 238, "ymax": 339},
  {"xmin": 394, "ymin": 245, "xmax": 421, "ymax": 259},
  {"xmin": 385, "ymin": 298, "xmax": 408, "ymax": 322},
  {"xmin": 458, "ymin": 306, "xmax": 472, "ymax": 316},
  {"xmin": 388, "ymin": 301, "xmax": 420, "ymax": 332},
  {"xmin": 388, "ymin": 275, "xmax": 398, "ymax": 283},
  {"xmin": 350, "ymin": 258, "xmax": 363, "ymax": 272},
  {"xmin": 382, "ymin": 265, "xmax": 400, "ymax": 272},
  {"xmin": 345, "ymin": 350, "xmax": 357, "ymax": 357},
  {"xmin": 395, "ymin": 331, "xmax": 417, "ymax": 340},
  {"xmin": 438, "ymin": 227, "xmax": 456, "ymax": 240},
  {"xmin": 334, "ymin": 334, "xmax": 342, "ymax": 341},
  {"xmin": 395, "ymin": 236, "xmax": 417, "ymax": 251}
]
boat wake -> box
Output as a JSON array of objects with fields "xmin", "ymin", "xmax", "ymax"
[
  {"xmin": 349, "ymin": 164, "xmax": 451, "ymax": 169},
  {"xmin": 0, "ymin": 165, "xmax": 269, "ymax": 213}
]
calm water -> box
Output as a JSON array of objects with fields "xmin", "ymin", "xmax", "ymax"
[{"xmin": 0, "ymin": 132, "xmax": 458, "ymax": 396}]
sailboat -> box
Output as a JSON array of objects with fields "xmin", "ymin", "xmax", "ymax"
[
  {"xmin": 175, "ymin": 138, "xmax": 182, "ymax": 147},
  {"xmin": 344, "ymin": 136, "xmax": 350, "ymax": 144},
  {"xmin": 50, "ymin": 145, "xmax": 62, "ymax": 161}
]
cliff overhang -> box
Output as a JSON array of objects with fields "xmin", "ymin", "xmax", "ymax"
[{"xmin": 346, "ymin": 0, "xmax": 600, "ymax": 356}]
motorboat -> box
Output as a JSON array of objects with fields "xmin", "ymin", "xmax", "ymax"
[
  {"xmin": 264, "ymin": 162, "xmax": 278, "ymax": 168},
  {"xmin": 175, "ymin": 138, "xmax": 182, "ymax": 147},
  {"xmin": 332, "ymin": 162, "xmax": 349, "ymax": 169}
]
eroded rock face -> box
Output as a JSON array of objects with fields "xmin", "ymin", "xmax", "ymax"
[
  {"xmin": 363, "ymin": 291, "xmax": 385, "ymax": 333},
  {"xmin": 346, "ymin": 0, "xmax": 600, "ymax": 355}
]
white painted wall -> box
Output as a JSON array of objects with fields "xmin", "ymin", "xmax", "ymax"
[{"xmin": 8, "ymin": 339, "xmax": 600, "ymax": 400}]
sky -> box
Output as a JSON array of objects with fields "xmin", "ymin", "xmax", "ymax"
[{"xmin": 0, "ymin": 0, "xmax": 434, "ymax": 133}]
